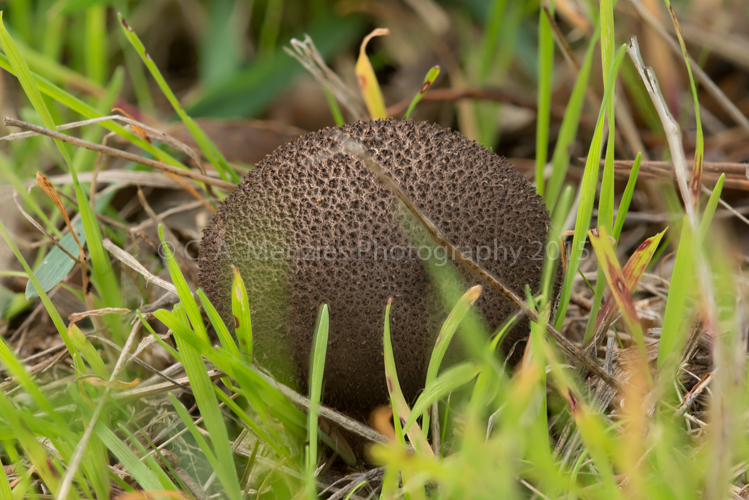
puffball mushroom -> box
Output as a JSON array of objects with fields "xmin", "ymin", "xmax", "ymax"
[{"xmin": 199, "ymin": 118, "xmax": 552, "ymax": 420}]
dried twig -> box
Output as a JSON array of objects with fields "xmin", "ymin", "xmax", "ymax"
[
  {"xmin": 2, "ymin": 118, "xmax": 236, "ymax": 190},
  {"xmin": 102, "ymin": 239, "xmax": 178, "ymax": 295}
]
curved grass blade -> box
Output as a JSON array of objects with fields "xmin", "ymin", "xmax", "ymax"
[
  {"xmin": 355, "ymin": 28, "xmax": 389, "ymax": 119},
  {"xmin": 405, "ymin": 362, "xmax": 480, "ymax": 431},
  {"xmin": 117, "ymin": 13, "xmax": 239, "ymax": 183},
  {"xmin": 383, "ymin": 299, "xmax": 433, "ymax": 455}
]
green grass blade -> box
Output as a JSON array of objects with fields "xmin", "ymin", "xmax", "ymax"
[
  {"xmin": 158, "ymin": 225, "xmax": 242, "ymax": 499},
  {"xmin": 405, "ymin": 362, "xmax": 480, "ymax": 431},
  {"xmin": 383, "ymin": 299, "xmax": 432, "ymax": 454},
  {"xmin": 547, "ymin": 28, "xmax": 599, "ymax": 213},
  {"xmin": 613, "ymin": 152, "xmax": 642, "ymax": 240},
  {"xmin": 535, "ymin": 3, "xmax": 554, "ymax": 196},
  {"xmin": 117, "ymin": 12, "xmax": 239, "ymax": 183},
  {"xmin": 198, "ymin": 288, "xmax": 240, "ymax": 358},
  {"xmin": 657, "ymin": 218, "xmax": 695, "ymax": 368},
  {"xmin": 0, "ymin": 13, "xmax": 123, "ymax": 340},
  {"xmin": 553, "ymin": 44, "xmax": 627, "ymax": 331},
  {"xmin": 699, "ymin": 174, "xmax": 724, "ymax": 241},
  {"xmin": 421, "ymin": 285, "xmax": 481, "ymax": 431},
  {"xmin": 306, "ymin": 304, "xmax": 329, "ymax": 500},
  {"xmin": 93, "ymin": 420, "xmax": 170, "ymax": 492}
]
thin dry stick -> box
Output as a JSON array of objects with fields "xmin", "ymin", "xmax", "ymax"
[
  {"xmin": 627, "ymin": 37, "xmax": 695, "ymax": 224},
  {"xmin": 90, "ymin": 131, "xmax": 116, "ymax": 211},
  {"xmin": 253, "ymin": 369, "xmax": 390, "ymax": 444},
  {"xmin": 333, "ymin": 132, "xmax": 620, "ymax": 391},
  {"xmin": 102, "ymin": 239, "xmax": 178, "ymax": 295},
  {"xmin": 2, "ymin": 118, "xmax": 236, "ymax": 190},
  {"xmin": 3, "ymin": 113, "xmax": 209, "ymax": 182}
]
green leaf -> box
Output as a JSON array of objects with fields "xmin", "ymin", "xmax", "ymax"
[
  {"xmin": 553, "ymin": 44, "xmax": 627, "ymax": 331},
  {"xmin": 613, "ymin": 152, "xmax": 642, "ymax": 240}
]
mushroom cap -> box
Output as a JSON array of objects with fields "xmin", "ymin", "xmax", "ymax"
[{"xmin": 199, "ymin": 118, "xmax": 551, "ymax": 419}]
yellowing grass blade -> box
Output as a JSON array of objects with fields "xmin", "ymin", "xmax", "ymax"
[
  {"xmin": 356, "ymin": 28, "xmax": 389, "ymax": 119},
  {"xmin": 593, "ymin": 228, "xmax": 666, "ymax": 334},
  {"xmin": 589, "ymin": 226, "xmax": 645, "ymax": 351}
]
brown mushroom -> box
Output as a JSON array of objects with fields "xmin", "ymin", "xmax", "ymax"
[{"xmin": 199, "ymin": 118, "xmax": 552, "ymax": 421}]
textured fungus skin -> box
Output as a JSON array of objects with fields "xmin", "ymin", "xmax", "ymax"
[{"xmin": 199, "ymin": 119, "xmax": 551, "ymax": 420}]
